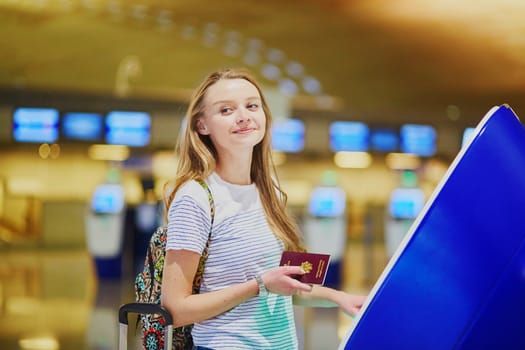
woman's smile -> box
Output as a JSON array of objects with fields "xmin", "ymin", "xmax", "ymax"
[{"xmin": 233, "ymin": 127, "xmax": 256, "ymax": 134}]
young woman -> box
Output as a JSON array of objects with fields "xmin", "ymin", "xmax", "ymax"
[{"xmin": 161, "ymin": 68, "xmax": 366, "ymax": 349}]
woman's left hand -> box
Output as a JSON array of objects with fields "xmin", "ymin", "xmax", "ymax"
[{"xmin": 335, "ymin": 292, "xmax": 367, "ymax": 316}]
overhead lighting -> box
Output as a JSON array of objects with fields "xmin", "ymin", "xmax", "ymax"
[
  {"xmin": 446, "ymin": 104, "xmax": 461, "ymax": 121},
  {"xmin": 7, "ymin": 178, "xmax": 43, "ymax": 196},
  {"xmin": 156, "ymin": 10, "xmax": 172, "ymax": 30},
  {"xmin": 243, "ymin": 51, "xmax": 261, "ymax": 66},
  {"xmin": 302, "ymin": 76, "xmax": 322, "ymax": 94},
  {"xmin": 88, "ymin": 144, "xmax": 130, "ymax": 161},
  {"xmin": 152, "ymin": 151, "xmax": 178, "ymax": 178},
  {"xmin": 278, "ymin": 78, "xmax": 298, "ymax": 96},
  {"xmin": 38, "ymin": 143, "xmax": 51, "ymax": 159},
  {"xmin": 334, "ymin": 151, "xmax": 372, "ymax": 169},
  {"xmin": 49, "ymin": 143, "xmax": 61, "ymax": 159},
  {"xmin": 247, "ymin": 38, "xmax": 264, "ymax": 51},
  {"xmin": 286, "ymin": 62, "xmax": 304, "ymax": 77},
  {"xmin": 267, "ymin": 48, "xmax": 285, "ymax": 63},
  {"xmin": 223, "ymin": 40, "xmax": 241, "ymax": 57},
  {"xmin": 261, "ymin": 64, "xmax": 281, "ymax": 81},
  {"xmin": 424, "ymin": 158, "xmax": 449, "ymax": 183},
  {"xmin": 131, "ymin": 4, "xmax": 147, "ymax": 22},
  {"xmin": 19, "ymin": 335, "xmax": 59, "ymax": 350},
  {"xmin": 385, "ymin": 152, "xmax": 422, "ymax": 170}
]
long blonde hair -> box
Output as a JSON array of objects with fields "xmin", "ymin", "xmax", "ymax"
[{"xmin": 165, "ymin": 68, "xmax": 304, "ymax": 252}]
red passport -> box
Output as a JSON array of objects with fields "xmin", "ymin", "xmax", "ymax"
[{"xmin": 279, "ymin": 251, "xmax": 331, "ymax": 285}]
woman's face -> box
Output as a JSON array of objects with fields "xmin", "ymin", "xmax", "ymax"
[{"xmin": 199, "ymin": 78, "xmax": 266, "ymax": 156}]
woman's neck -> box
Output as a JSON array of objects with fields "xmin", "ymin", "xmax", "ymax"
[{"xmin": 215, "ymin": 153, "xmax": 253, "ymax": 185}]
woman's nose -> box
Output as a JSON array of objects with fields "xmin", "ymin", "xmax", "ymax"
[{"xmin": 236, "ymin": 108, "xmax": 250, "ymax": 123}]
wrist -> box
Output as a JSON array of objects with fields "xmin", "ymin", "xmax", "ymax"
[
  {"xmin": 313, "ymin": 285, "xmax": 341, "ymax": 304},
  {"xmin": 331, "ymin": 289, "xmax": 346, "ymax": 305},
  {"xmin": 255, "ymin": 274, "xmax": 268, "ymax": 297}
]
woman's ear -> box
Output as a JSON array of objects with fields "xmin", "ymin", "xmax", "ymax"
[{"xmin": 196, "ymin": 120, "xmax": 210, "ymax": 135}]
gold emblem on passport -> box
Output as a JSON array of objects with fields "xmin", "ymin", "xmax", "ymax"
[{"xmin": 301, "ymin": 261, "xmax": 313, "ymax": 273}]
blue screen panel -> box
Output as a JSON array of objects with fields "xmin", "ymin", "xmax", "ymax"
[
  {"xmin": 461, "ymin": 127, "xmax": 476, "ymax": 148},
  {"xmin": 271, "ymin": 118, "xmax": 305, "ymax": 153},
  {"xmin": 308, "ymin": 187, "xmax": 346, "ymax": 217},
  {"xmin": 370, "ymin": 128, "xmax": 398, "ymax": 152},
  {"xmin": 13, "ymin": 107, "xmax": 59, "ymax": 143},
  {"xmin": 62, "ymin": 112, "xmax": 103, "ymax": 141},
  {"xmin": 330, "ymin": 121, "xmax": 369, "ymax": 152},
  {"xmin": 340, "ymin": 105, "xmax": 525, "ymax": 350},
  {"xmin": 400, "ymin": 124, "xmax": 436, "ymax": 156},
  {"xmin": 105, "ymin": 111, "xmax": 151, "ymax": 146},
  {"xmin": 388, "ymin": 188, "xmax": 425, "ymax": 219},
  {"xmin": 91, "ymin": 184, "xmax": 125, "ymax": 214}
]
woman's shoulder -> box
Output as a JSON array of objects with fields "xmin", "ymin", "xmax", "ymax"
[{"xmin": 172, "ymin": 178, "xmax": 212, "ymax": 208}]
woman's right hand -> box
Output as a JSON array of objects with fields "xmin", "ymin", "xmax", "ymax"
[{"xmin": 261, "ymin": 266, "xmax": 313, "ymax": 296}]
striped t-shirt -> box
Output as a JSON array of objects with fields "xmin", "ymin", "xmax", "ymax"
[{"xmin": 166, "ymin": 172, "xmax": 297, "ymax": 350}]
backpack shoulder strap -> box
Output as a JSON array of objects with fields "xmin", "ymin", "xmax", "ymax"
[
  {"xmin": 192, "ymin": 179, "xmax": 215, "ymax": 293},
  {"xmin": 196, "ymin": 179, "xmax": 215, "ymax": 229}
]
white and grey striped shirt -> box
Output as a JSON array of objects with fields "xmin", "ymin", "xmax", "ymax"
[{"xmin": 166, "ymin": 172, "xmax": 297, "ymax": 349}]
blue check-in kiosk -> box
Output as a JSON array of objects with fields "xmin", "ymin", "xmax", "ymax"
[
  {"xmin": 339, "ymin": 105, "xmax": 525, "ymax": 350},
  {"xmin": 133, "ymin": 187, "xmax": 162, "ymax": 275},
  {"xmin": 303, "ymin": 184, "xmax": 347, "ymax": 289},
  {"xmin": 384, "ymin": 171, "xmax": 426, "ymax": 257},
  {"xmin": 85, "ymin": 180, "xmax": 126, "ymax": 279}
]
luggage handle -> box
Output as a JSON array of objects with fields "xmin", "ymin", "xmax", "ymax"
[
  {"xmin": 119, "ymin": 302, "xmax": 173, "ymax": 325},
  {"xmin": 118, "ymin": 303, "xmax": 174, "ymax": 350}
]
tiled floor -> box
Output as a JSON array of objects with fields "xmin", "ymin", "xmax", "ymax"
[{"xmin": 0, "ymin": 243, "xmax": 388, "ymax": 350}]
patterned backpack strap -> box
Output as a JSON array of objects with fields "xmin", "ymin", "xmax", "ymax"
[
  {"xmin": 193, "ymin": 179, "xmax": 215, "ymax": 293},
  {"xmin": 135, "ymin": 226, "xmax": 168, "ymax": 305}
]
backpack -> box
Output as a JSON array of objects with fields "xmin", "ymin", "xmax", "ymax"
[{"xmin": 134, "ymin": 180, "xmax": 215, "ymax": 350}]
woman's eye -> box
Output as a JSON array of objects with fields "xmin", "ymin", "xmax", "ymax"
[
  {"xmin": 221, "ymin": 107, "xmax": 233, "ymax": 114},
  {"xmin": 247, "ymin": 103, "xmax": 259, "ymax": 110}
]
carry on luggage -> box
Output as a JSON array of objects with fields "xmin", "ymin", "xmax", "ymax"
[{"xmin": 119, "ymin": 302, "xmax": 174, "ymax": 350}]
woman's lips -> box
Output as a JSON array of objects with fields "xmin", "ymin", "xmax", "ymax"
[{"xmin": 233, "ymin": 127, "xmax": 255, "ymax": 134}]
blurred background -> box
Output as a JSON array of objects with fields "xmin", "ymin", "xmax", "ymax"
[{"xmin": 0, "ymin": 0, "xmax": 524, "ymax": 349}]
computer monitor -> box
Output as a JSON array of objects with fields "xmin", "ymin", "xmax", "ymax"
[
  {"xmin": 370, "ymin": 128, "xmax": 399, "ymax": 152},
  {"xmin": 388, "ymin": 188, "xmax": 425, "ymax": 220},
  {"xmin": 330, "ymin": 121, "xmax": 369, "ymax": 152},
  {"xmin": 105, "ymin": 111, "xmax": 151, "ymax": 147},
  {"xmin": 308, "ymin": 187, "xmax": 346, "ymax": 217},
  {"xmin": 462, "ymin": 127, "xmax": 475, "ymax": 148},
  {"xmin": 271, "ymin": 118, "xmax": 305, "ymax": 153},
  {"xmin": 90, "ymin": 184, "xmax": 125, "ymax": 214},
  {"xmin": 13, "ymin": 107, "xmax": 59, "ymax": 143},
  {"xmin": 400, "ymin": 124, "xmax": 436, "ymax": 156},
  {"xmin": 62, "ymin": 112, "xmax": 103, "ymax": 141}
]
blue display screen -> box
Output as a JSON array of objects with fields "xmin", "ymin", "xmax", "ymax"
[
  {"xmin": 308, "ymin": 187, "xmax": 346, "ymax": 217},
  {"xmin": 62, "ymin": 112, "xmax": 103, "ymax": 141},
  {"xmin": 13, "ymin": 107, "xmax": 59, "ymax": 143},
  {"xmin": 330, "ymin": 121, "xmax": 369, "ymax": 152},
  {"xmin": 370, "ymin": 128, "xmax": 399, "ymax": 152},
  {"xmin": 400, "ymin": 124, "xmax": 436, "ymax": 156},
  {"xmin": 462, "ymin": 127, "xmax": 476, "ymax": 148},
  {"xmin": 91, "ymin": 184, "xmax": 125, "ymax": 214},
  {"xmin": 271, "ymin": 118, "xmax": 305, "ymax": 152},
  {"xmin": 389, "ymin": 188, "xmax": 425, "ymax": 219},
  {"xmin": 105, "ymin": 111, "xmax": 151, "ymax": 146}
]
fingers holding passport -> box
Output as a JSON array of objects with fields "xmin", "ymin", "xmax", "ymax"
[
  {"xmin": 261, "ymin": 266, "xmax": 313, "ymax": 296},
  {"xmin": 281, "ymin": 265, "xmax": 308, "ymax": 278}
]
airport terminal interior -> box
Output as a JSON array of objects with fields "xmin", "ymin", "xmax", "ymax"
[{"xmin": 1, "ymin": 1, "xmax": 524, "ymax": 349}]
